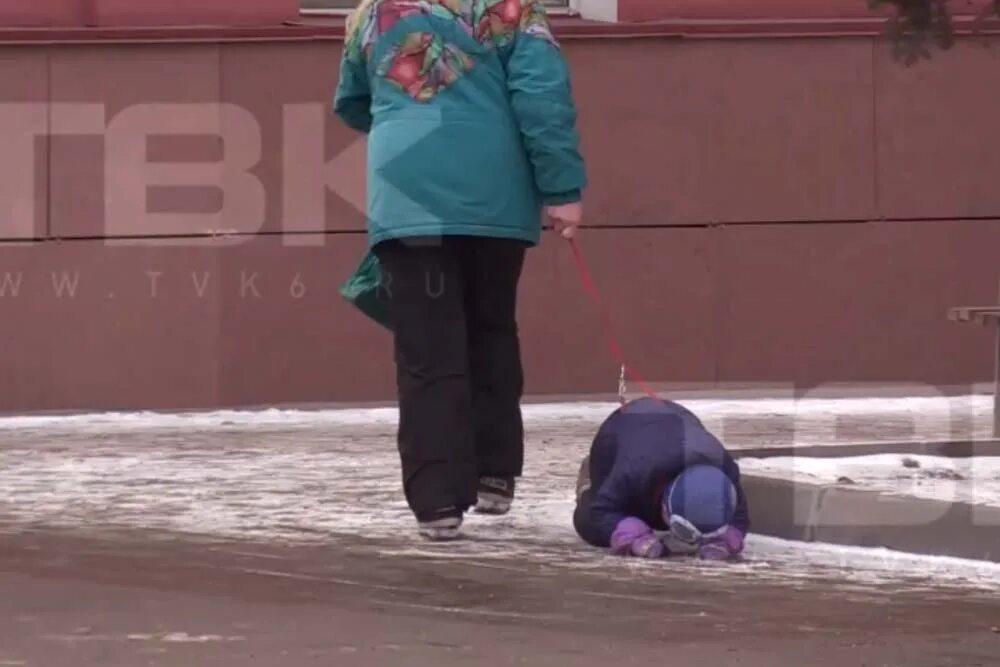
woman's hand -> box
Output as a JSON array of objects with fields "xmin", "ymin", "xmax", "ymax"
[{"xmin": 546, "ymin": 202, "xmax": 583, "ymax": 239}]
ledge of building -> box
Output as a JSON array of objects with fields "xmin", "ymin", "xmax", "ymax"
[
  {"xmin": 1, "ymin": 13, "xmax": 998, "ymax": 44},
  {"xmin": 0, "ymin": 23, "xmax": 339, "ymax": 45}
]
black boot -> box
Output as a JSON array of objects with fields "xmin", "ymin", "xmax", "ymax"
[
  {"xmin": 475, "ymin": 476, "xmax": 515, "ymax": 515},
  {"xmin": 416, "ymin": 507, "xmax": 464, "ymax": 541}
]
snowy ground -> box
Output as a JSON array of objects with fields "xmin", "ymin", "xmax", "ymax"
[
  {"xmin": 740, "ymin": 454, "xmax": 1000, "ymax": 507},
  {"xmin": 1, "ymin": 394, "xmax": 999, "ymax": 593}
]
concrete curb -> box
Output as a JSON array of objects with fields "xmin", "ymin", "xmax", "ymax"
[{"xmin": 743, "ymin": 474, "xmax": 1000, "ymax": 563}]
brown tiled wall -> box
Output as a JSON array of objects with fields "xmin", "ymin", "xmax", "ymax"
[{"xmin": 1, "ymin": 37, "xmax": 998, "ymax": 411}]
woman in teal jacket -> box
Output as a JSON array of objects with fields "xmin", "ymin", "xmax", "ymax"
[{"xmin": 334, "ymin": 0, "xmax": 587, "ymax": 540}]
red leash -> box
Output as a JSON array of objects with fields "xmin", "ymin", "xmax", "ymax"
[{"xmin": 566, "ymin": 236, "xmax": 659, "ymax": 405}]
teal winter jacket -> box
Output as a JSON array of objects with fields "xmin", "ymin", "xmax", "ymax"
[{"xmin": 333, "ymin": 0, "xmax": 587, "ymax": 248}]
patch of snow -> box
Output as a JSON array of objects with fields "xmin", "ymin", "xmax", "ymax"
[
  {"xmin": 739, "ymin": 454, "xmax": 1000, "ymax": 507},
  {"xmin": 745, "ymin": 534, "xmax": 1000, "ymax": 588},
  {"xmin": 0, "ymin": 394, "xmax": 989, "ymax": 434},
  {"xmin": 44, "ymin": 633, "xmax": 243, "ymax": 643},
  {"xmin": 156, "ymin": 633, "xmax": 244, "ymax": 643}
]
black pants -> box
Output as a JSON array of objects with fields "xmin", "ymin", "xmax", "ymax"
[
  {"xmin": 572, "ymin": 454, "xmax": 614, "ymax": 548},
  {"xmin": 372, "ymin": 236, "xmax": 527, "ymax": 521}
]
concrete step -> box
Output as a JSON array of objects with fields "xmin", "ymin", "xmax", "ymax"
[{"xmin": 744, "ymin": 474, "xmax": 1000, "ymax": 563}]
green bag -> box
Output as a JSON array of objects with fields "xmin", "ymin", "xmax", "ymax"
[{"xmin": 339, "ymin": 251, "xmax": 391, "ymax": 330}]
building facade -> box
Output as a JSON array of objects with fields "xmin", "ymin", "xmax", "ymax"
[{"xmin": 0, "ymin": 0, "xmax": 998, "ymax": 411}]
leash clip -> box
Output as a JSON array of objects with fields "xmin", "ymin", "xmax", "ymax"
[{"xmin": 617, "ymin": 363, "xmax": 627, "ymax": 406}]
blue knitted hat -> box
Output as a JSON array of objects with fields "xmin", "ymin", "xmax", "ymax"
[{"xmin": 663, "ymin": 465, "xmax": 737, "ymax": 534}]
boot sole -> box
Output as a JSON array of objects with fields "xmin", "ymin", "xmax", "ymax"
[
  {"xmin": 417, "ymin": 514, "xmax": 463, "ymax": 541},
  {"xmin": 474, "ymin": 495, "xmax": 512, "ymax": 515},
  {"xmin": 418, "ymin": 527, "xmax": 462, "ymax": 541}
]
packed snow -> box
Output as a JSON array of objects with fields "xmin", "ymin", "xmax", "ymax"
[{"xmin": 0, "ymin": 393, "xmax": 992, "ymax": 447}]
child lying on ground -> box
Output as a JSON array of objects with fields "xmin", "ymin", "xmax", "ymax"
[{"xmin": 573, "ymin": 396, "xmax": 750, "ymax": 560}]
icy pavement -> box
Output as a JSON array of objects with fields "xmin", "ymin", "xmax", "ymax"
[{"xmin": 1, "ymin": 394, "xmax": 999, "ymax": 594}]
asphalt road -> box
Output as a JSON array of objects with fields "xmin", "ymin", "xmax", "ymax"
[{"xmin": 2, "ymin": 526, "xmax": 1000, "ymax": 667}]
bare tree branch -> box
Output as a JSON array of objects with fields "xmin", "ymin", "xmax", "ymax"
[{"xmin": 870, "ymin": 0, "xmax": 998, "ymax": 63}]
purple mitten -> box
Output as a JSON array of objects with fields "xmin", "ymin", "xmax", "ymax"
[
  {"xmin": 611, "ymin": 517, "xmax": 664, "ymax": 557},
  {"xmin": 631, "ymin": 532, "xmax": 666, "ymax": 558},
  {"xmin": 697, "ymin": 526, "xmax": 744, "ymax": 561},
  {"xmin": 610, "ymin": 517, "xmax": 651, "ymax": 554}
]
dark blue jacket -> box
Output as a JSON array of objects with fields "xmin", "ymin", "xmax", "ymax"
[{"xmin": 576, "ymin": 397, "xmax": 750, "ymax": 548}]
